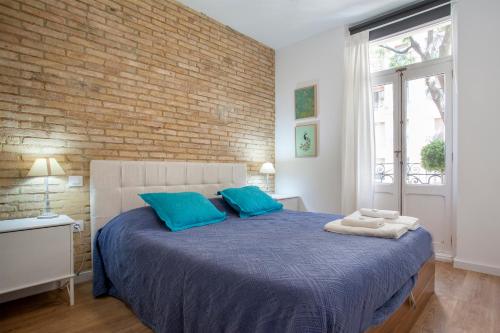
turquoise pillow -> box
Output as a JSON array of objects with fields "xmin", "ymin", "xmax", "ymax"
[
  {"xmin": 218, "ymin": 186, "xmax": 283, "ymax": 218},
  {"xmin": 139, "ymin": 192, "xmax": 226, "ymax": 232}
]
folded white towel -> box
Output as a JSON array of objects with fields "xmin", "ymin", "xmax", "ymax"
[
  {"xmin": 324, "ymin": 219, "xmax": 408, "ymax": 239},
  {"xmin": 360, "ymin": 208, "xmax": 400, "ymax": 220},
  {"xmin": 384, "ymin": 215, "xmax": 420, "ymax": 231},
  {"xmin": 341, "ymin": 212, "xmax": 385, "ymax": 229}
]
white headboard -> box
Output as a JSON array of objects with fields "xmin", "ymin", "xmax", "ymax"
[{"xmin": 90, "ymin": 160, "xmax": 247, "ymax": 244}]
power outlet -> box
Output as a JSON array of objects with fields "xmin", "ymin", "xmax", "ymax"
[
  {"xmin": 73, "ymin": 220, "xmax": 84, "ymax": 233},
  {"xmin": 68, "ymin": 175, "xmax": 83, "ymax": 187}
]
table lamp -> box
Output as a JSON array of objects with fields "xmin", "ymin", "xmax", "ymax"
[
  {"xmin": 27, "ymin": 158, "xmax": 65, "ymax": 219},
  {"xmin": 259, "ymin": 162, "xmax": 275, "ymax": 192}
]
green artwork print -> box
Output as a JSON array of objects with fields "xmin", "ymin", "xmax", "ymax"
[
  {"xmin": 295, "ymin": 124, "xmax": 317, "ymax": 157},
  {"xmin": 295, "ymin": 85, "xmax": 316, "ymax": 119}
]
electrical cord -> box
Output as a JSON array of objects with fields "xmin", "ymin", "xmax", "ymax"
[
  {"xmin": 74, "ymin": 222, "xmax": 87, "ymax": 276},
  {"xmin": 57, "ymin": 223, "xmax": 87, "ymax": 294}
]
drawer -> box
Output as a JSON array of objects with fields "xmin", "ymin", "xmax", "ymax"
[{"xmin": 0, "ymin": 225, "xmax": 72, "ymax": 293}]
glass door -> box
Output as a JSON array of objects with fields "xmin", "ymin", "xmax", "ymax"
[
  {"xmin": 370, "ymin": 18, "xmax": 454, "ymax": 259},
  {"xmin": 372, "ymin": 73, "xmax": 401, "ymax": 212},
  {"xmin": 371, "ymin": 59, "xmax": 453, "ymax": 258},
  {"xmin": 402, "ymin": 60, "xmax": 453, "ymax": 257}
]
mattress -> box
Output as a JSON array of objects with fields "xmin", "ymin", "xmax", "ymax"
[{"xmin": 93, "ymin": 199, "xmax": 433, "ymax": 333}]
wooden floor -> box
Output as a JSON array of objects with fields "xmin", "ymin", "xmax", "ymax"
[
  {"xmin": 0, "ymin": 262, "xmax": 498, "ymax": 333},
  {"xmin": 410, "ymin": 262, "xmax": 500, "ymax": 333}
]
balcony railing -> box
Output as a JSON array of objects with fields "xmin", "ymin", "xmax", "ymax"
[
  {"xmin": 375, "ymin": 163, "xmax": 444, "ymax": 185},
  {"xmin": 375, "ymin": 163, "xmax": 394, "ymax": 183}
]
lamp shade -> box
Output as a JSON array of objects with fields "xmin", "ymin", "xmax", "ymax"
[
  {"xmin": 259, "ymin": 162, "xmax": 275, "ymax": 174},
  {"xmin": 27, "ymin": 158, "xmax": 65, "ymax": 177}
]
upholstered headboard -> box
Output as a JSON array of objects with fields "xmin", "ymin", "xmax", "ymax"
[{"xmin": 90, "ymin": 160, "xmax": 247, "ymax": 245}]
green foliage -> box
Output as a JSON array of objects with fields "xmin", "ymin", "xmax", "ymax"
[
  {"xmin": 388, "ymin": 38, "xmax": 416, "ymax": 68},
  {"xmin": 389, "ymin": 53, "xmax": 416, "ymax": 68},
  {"xmin": 421, "ymin": 139, "xmax": 445, "ymax": 173}
]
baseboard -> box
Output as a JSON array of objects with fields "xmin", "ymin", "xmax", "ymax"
[
  {"xmin": 435, "ymin": 252, "xmax": 454, "ymax": 263},
  {"xmin": 0, "ymin": 270, "xmax": 93, "ymax": 304},
  {"xmin": 454, "ymin": 258, "xmax": 500, "ymax": 276}
]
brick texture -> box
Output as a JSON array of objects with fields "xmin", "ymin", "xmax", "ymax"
[{"xmin": 0, "ymin": 0, "xmax": 275, "ymax": 271}]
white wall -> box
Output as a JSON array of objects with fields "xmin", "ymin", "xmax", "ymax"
[
  {"xmin": 454, "ymin": 0, "xmax": 500, "ymax": 275},
  {"xmin": 275, "ymin": 0, "xmax": 500, "ymax": 275},
  {"xmin": 275, "ymin": 27, "xmax": 345, "ymax": 213}
]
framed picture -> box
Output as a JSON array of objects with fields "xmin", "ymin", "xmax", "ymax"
[
  {"xmin": 294, "ymin": 85, "xmax": 316, "ymax": 120},
  {"xmin": 295, "ymin": 124, "xmax": 317, "ymax": 158}
]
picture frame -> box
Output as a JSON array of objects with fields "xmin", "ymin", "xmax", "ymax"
[
  {"xmin": 294, "ymin": 85, "xmax": 316, "ymax": 120},
  {"xmin": 295, "ymin": 123, "xmax": 317, "ymax": 158}
]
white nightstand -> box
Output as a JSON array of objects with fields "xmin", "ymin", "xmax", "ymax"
[
  {"xmin": 271, "ymin": 194, "xmax": 302, "ymax": 211},
  {"xmin": 0, "ymin": 215, "xmax": 75, "ymax": 305}
]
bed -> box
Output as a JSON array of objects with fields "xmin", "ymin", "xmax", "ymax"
[{"xmin": 90, "ymin": 161, "xmax": 434, "ymax": 333}]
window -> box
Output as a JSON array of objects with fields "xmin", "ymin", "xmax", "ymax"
[
  {"xmin": 370, "ymin": 20, "xmax": 452, "ymax": 73},
  {"xmin": 372, "ymin": 83, "xmax": 394, "ymax": 184},
  {"xmin": 373, "ymin": 86, "xmax": 385, "ymax": 110},
  {"xmin": 405, "ymin": 74, "xmax": 446, "ymax": 185}
]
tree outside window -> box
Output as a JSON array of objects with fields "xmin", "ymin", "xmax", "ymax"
[{"xmin": 370, "ymin": 20, "xmax": 451, "ymax": 178}]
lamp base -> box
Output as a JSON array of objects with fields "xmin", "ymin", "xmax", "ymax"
[{"xmin": 37, "ymin": 212, "xmax": 59, "ymax": 219}]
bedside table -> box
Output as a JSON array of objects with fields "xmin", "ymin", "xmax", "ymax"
[
  {"xmin": 271, "ymin": 194, "xmax": 302, "ymax": 211},
  {"xmin": 0, "ymin": 215, "xmax": 75, "ymax": 305}
]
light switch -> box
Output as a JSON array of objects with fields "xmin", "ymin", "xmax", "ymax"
[{"xmin": 68, "ymin": 175, "xmax": 83, "ymax": 187}]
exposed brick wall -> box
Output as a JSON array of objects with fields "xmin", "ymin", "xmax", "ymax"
[{"xmin": 0, "ymin": 0, "xmax": 275, "ymax": 271}]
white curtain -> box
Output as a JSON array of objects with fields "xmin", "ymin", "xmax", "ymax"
[{"xmin": 341, "ymin": 30, "xmax": 375, "ymax": 214}]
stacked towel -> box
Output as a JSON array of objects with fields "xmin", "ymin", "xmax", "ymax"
[
  {"xmin": 323, "ymin": 207, "xmax": 422, "ymax": 238},
  {"xmin": 325, "ymin": 219, "xmax": 408, "ymax": 239},
  {"xmin": 341, "ymin": 212, "xmax": 385, "ymax": 229},
  {"xmin": 358, "ymin": 208, "xmax": 420, "ymax": 230},
  {"xmin": 359, "ymin": 208, "xmax": 399, "ymax": 219},
  {"xmin": 385, "ymin": 216, "xmax": 420, "ymax": 230},
  {"xmin": 323, "ymin": 209, "xmax": 420, "ymax": 239}
]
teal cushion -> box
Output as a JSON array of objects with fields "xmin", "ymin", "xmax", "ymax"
[
  {"xmin": 139, "ymin": 192, "xmax": 226, "ymax": 232},
  {"xmin": 218, "ymin": 186, "xmax": 283, "ymax": 218}
]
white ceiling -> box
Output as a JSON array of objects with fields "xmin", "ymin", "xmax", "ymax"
[{"xmin": 177, "ymin": 0, "xmax": 415, "ymax": 49}]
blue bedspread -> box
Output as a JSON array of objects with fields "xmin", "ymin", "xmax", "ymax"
[{"xmin": 94, "ymin": 201, "xmax": 433, "ymax": 333}]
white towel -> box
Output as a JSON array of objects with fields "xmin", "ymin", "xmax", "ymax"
[
  {"xmin": 324, "ymin": 219, "xmax": 409, "ymax": 239},
  {"xmin": 360, "ymin": 208, "xmax": 400, "ymax": 220},
  {"xmin": 384, "ymin": 216, "xmax": 420, "ymax": 231},
  {"xmin": 341, "ymin": 212, "xmax": 385, "ymax": 229}
]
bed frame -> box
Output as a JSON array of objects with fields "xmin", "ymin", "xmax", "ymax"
[
  {"xmin": 89, "ymin": 160, "xmax": 434, "ymax": 333},
  {"xmin": 367, "ymin": 257, "xmax": 435, "ymax": 333}
]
